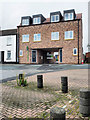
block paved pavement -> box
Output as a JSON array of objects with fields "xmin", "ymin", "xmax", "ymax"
[{"xmin": 0, "ymin": 69, "xmax": 89, "ymax": 119}]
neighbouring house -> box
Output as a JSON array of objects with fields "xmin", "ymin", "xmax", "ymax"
[
  {"xmin": 85, "ymin": 52, "xmax": 90, "ymax": 63},
  {"xmin": 17, "ymin": 9, "xmax": 83, "ymax": 64},
  {"xmin": 0, "ymin": 29, "xmax": 18, "ymax": 63}
]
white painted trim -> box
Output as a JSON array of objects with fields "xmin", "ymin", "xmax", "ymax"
[{"xmin": 51, "ymin": 14, "xmax": 59, "ymax": 22}]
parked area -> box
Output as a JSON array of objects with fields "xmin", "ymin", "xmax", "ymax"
[{"xmin": 0, "ymin": 69, "xmax": 89, "ymax": 119}]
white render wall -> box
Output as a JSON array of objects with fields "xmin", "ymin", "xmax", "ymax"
[{"xmin": 0, "ymin": 35, "xmax": 16, "ymax": 62}]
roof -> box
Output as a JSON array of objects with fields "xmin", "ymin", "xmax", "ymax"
[
  {"xmin": 42, "ymin": 13, "xmax": 82, "ymax": 24},
  {"xmin": 0, "ymin": 29, "xmax": 17, "ymax": 36},
  {"xmin": 18, "ymin": 13, "xmax": 82, "ymax": 27},
  {"xmin": 76, "ymin": 13, "xmax": 82, "ymax": 19},
  {"xmin": 43, "ymin": 18, "xmax": 50, "ymax": 23}
]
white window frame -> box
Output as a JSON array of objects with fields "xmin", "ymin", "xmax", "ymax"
[
  {"xmin": 73, "ymin": 48, "xmax": 77, "ymax": 55},
  {"xmin": 31, "ymin": 50, "xmax": 37, "ymax": 63},
  {"xmin": 33, "ymin": 17, "xmax": 41, "ymax": 24},
  {"xmin": 22, "ymin": 19, "xmax": 29, "ymax": 26},
  {"xmin": 7, "ymin": 51, "xmax": 11, "ymax": 60},
  {"xmin": 65, "ymin": 31, "xmax": 74, "ymax": 40},
  {"xmin": 20, "ymin": 50, "xmax": 23, "ymax": 56},
  {"xmin": 7, "ymin": 36, "xmax": 12, "ymax": 46},
  {"xmin": 34, "ymin": 34, "xmax": 41, "ymax": 41},
  {"xmin": 51, "ymin": 32, "xmax": 59, "ymax": 40},
  {"xmin": 22, "ymin": 34, "xmax": 29, "ymax": 42},
  {"xmin": 64, "ymin": 13, "xmax": 73, "ymax": 21},
  {"xmin": 51, "ymin": 15, "xmax": 59, "ymax": 22}
]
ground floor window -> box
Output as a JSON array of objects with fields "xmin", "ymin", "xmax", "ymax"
[
  {"xmin": 20, "ymin": 50, "xmax": 23, "ymax": 56},
  {"xmin": 73, "ymin": 48, "xmax": 77, "ymax": 55},
  {"xmin": 32, "ymin": 50, "xmax": 37, "ymax": 63},
  {"xmin": 7, "ymin": 51, "xmax": 11, "ymax": 60}
]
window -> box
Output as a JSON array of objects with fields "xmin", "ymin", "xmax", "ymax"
[
  {"xmin": 73, "ymin": 48, "xmax": 77, "ymax": 55},
  {"xmin": 22, "ymin": 34, "xmax": 29, "ymax": 42},
  {"xmin": 20, "ymin": 50, "xmax": 23, "ymax": 56},
  {"xmin": 51, "ymin": 15, "xmax": 59, "ymax": 22},
  {"xmin": 64, "ymin": 13, "xmax": 73, "ymax": 21},
  {"xmin": 34, "ymin": 34, "xmax": 41, "ymax": 41},
  {"xmin": 22, "ymin": 19, "xmax": 29, "ymax": 26},
  {"xmin": 33, "ymin": 17, "xmax": 41, "ymax": 24},
  {"xmin": 65, "ymin": 31, "xmax": 73, "ymax": 40},
  {"xmin": 7, "ymin": 51, "xmax": 11, "ymax": 60},
  {"xmin": 51, "ymin": 32, "xmax": 59, "ymax": 40},
  {"xmin": 7, "ymin": 36, "xmax": 12, "ymax": 46}
]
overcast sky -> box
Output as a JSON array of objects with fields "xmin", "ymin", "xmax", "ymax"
[{"xmin": 0, "ymin": 0, "xmax": 89, "ymax": 54}]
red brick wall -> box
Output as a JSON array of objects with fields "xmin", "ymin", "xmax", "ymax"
[{"xmin": 18, "ymin": 20, "xmax": 82, "ymax": 64}]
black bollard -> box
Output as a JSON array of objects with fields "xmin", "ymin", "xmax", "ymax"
[
  {"xmin": 37, "ymin": 75, "xmax": 43, "ymax": 88},
  {"xmin": 61, "ymin": 76, "xmax": 68, "ymax": 93},
  {"xmin": 19, "ymin": 74, "xmax": 23, "ymax": 80},
  {"xmin": 50, "ymin": 107, "xmax": 66, "ymax": 120},
  {"xmin": 79, "ymin": 89, "xmax": 90, "ymax": 117}
]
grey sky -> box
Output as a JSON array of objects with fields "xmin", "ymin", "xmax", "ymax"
[{"xmin": 0, "ymin": 1, "xmax": 89, "ymax": 54}]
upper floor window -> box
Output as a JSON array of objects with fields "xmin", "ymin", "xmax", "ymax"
[
  {"xmin": 7, "ymin": 36, "xmax": 12, "ymax": 46},
  {"xmin": 7, "ymin": 51, "xmax": 11, "ymax": 60},
  {"xmin": 20, "ymin": 50, "xmax": 23, "ymax": 56},
  {"xmin": 51, "ymin": 32, "xmax": 59, "ymax": 40},
  {"xmin": 22, "ymin": 34, "xmax": 29, "ymax": 42},
  {"xmin": 33, "ymin": 17, "xmax": 41, "ymax": 24},
  {"xmin": 73, "ymin": 48, "xmax": 77, "ymax": 55},
  {"xmin": 65, "ymin": 31, "xmax": 73, "ymax": 40},
  {"xmin": 34, "ymin": 34, "xmax": 41, "ymax": 41},
  {"xmin": 64, "ymin": 13, "xmax": 73, "ymax": 21},
  {"xmin": 22, "ymin": 19, "xmax": 29, "ymax": 26},
  {"xmin": 51, "ymin": 15, "xmax": 59, "ymax": 22}
]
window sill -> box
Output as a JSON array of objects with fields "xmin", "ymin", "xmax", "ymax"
[
  {"xmin": 22, "ymin": 24, "xmax": 29, "ymax": 26},
  {"xmin": 33, "ymin": 40, "xmax": 41, "ymax": 42},
  {"xmin": 64, "ymin": 39, "xmax": 74, "ymax": 41},
  {"xmin": 22, "ymin": 41, "xmax": 29, "ymax": 43},
  {"xmin": 7, "ymin": 44, "xmax": 12, "ymax": 46},
  {"xmin": 64, "ymin": 19, "xmax": 74, "ymax": 21},
  {"xmin": 73, "ymin": 54, "xmax": 78, "ymax": 56},
  {"xmin": 19, "ymin": 56, "xmax": 23, "ymax": 57},
  {"xmin": 51, "ymin": 39, "xmax": 59, "ymax": 41},
  {"xmin": 51, "ymin": 21, "xmax": 59, "ymax": 23},
  {"xmin": 6, "ymin": 58, "xmax": 11, "ymax": 60}
]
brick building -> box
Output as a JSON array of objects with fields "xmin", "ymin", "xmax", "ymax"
[{"xmin": 17, "ymin": 9, "xmax": 83, "ymax": 64}]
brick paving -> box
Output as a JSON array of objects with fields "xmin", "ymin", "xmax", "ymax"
[{"xmin": 0, "ymin": 69, "xmax": 89, "ymax": 119}]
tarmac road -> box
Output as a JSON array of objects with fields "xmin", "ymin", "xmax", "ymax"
[{"xmin": 0, "ymin": 63, "xmax": 90, "ymax": 83}]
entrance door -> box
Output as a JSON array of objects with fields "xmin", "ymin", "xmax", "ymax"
[
  {"xmin": 43, "ymin": 51, "xmax": 47, "ymax": 64},
  {"xmin": 1, "ymin": 51, "xmax": 4, "ymax": 64},
  {"xmin": 32, "ymin": 50, "xmax": 37, "ymax": 63},
  {"xmin": 60, "ymin": 49, "xmax": 62, "ymax": 63}
]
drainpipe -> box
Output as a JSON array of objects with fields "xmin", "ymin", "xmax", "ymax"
[
  {"xmin": 17, "ymin": 28, "xmax": 19, "ymax": 64},
  {"xmin": 78, "ymin": 20, "xmax": 80, "ymax": 64}
]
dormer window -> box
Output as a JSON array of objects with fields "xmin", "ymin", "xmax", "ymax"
[
  {"xmin": 21, "ymin": 16, "xmax": 31, "ymax": 26},
  {"xmin": 51, "ymin": 15, "xmax": 59, "ymax": 22},
  {"xmin": 33, "ymin": 17, "xmax": 41, "ymax": 24},
  {"xmin": 33, "ymin": 14, "xmax": 46, "ymax": 25},
  {"xmin": 64, "ymin": 13, "xmax": 73, "ymax": 21},
  {"xmin": 64, "ymin": 9, "xmax": 75, "ymax": 21},
  {"xmin": 50, "ymin": 11, "xmax": 62, "ymax": 23},
  {"xmin": 22, "ymin": 19, "xmax": 29, "ymax": 26}
]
